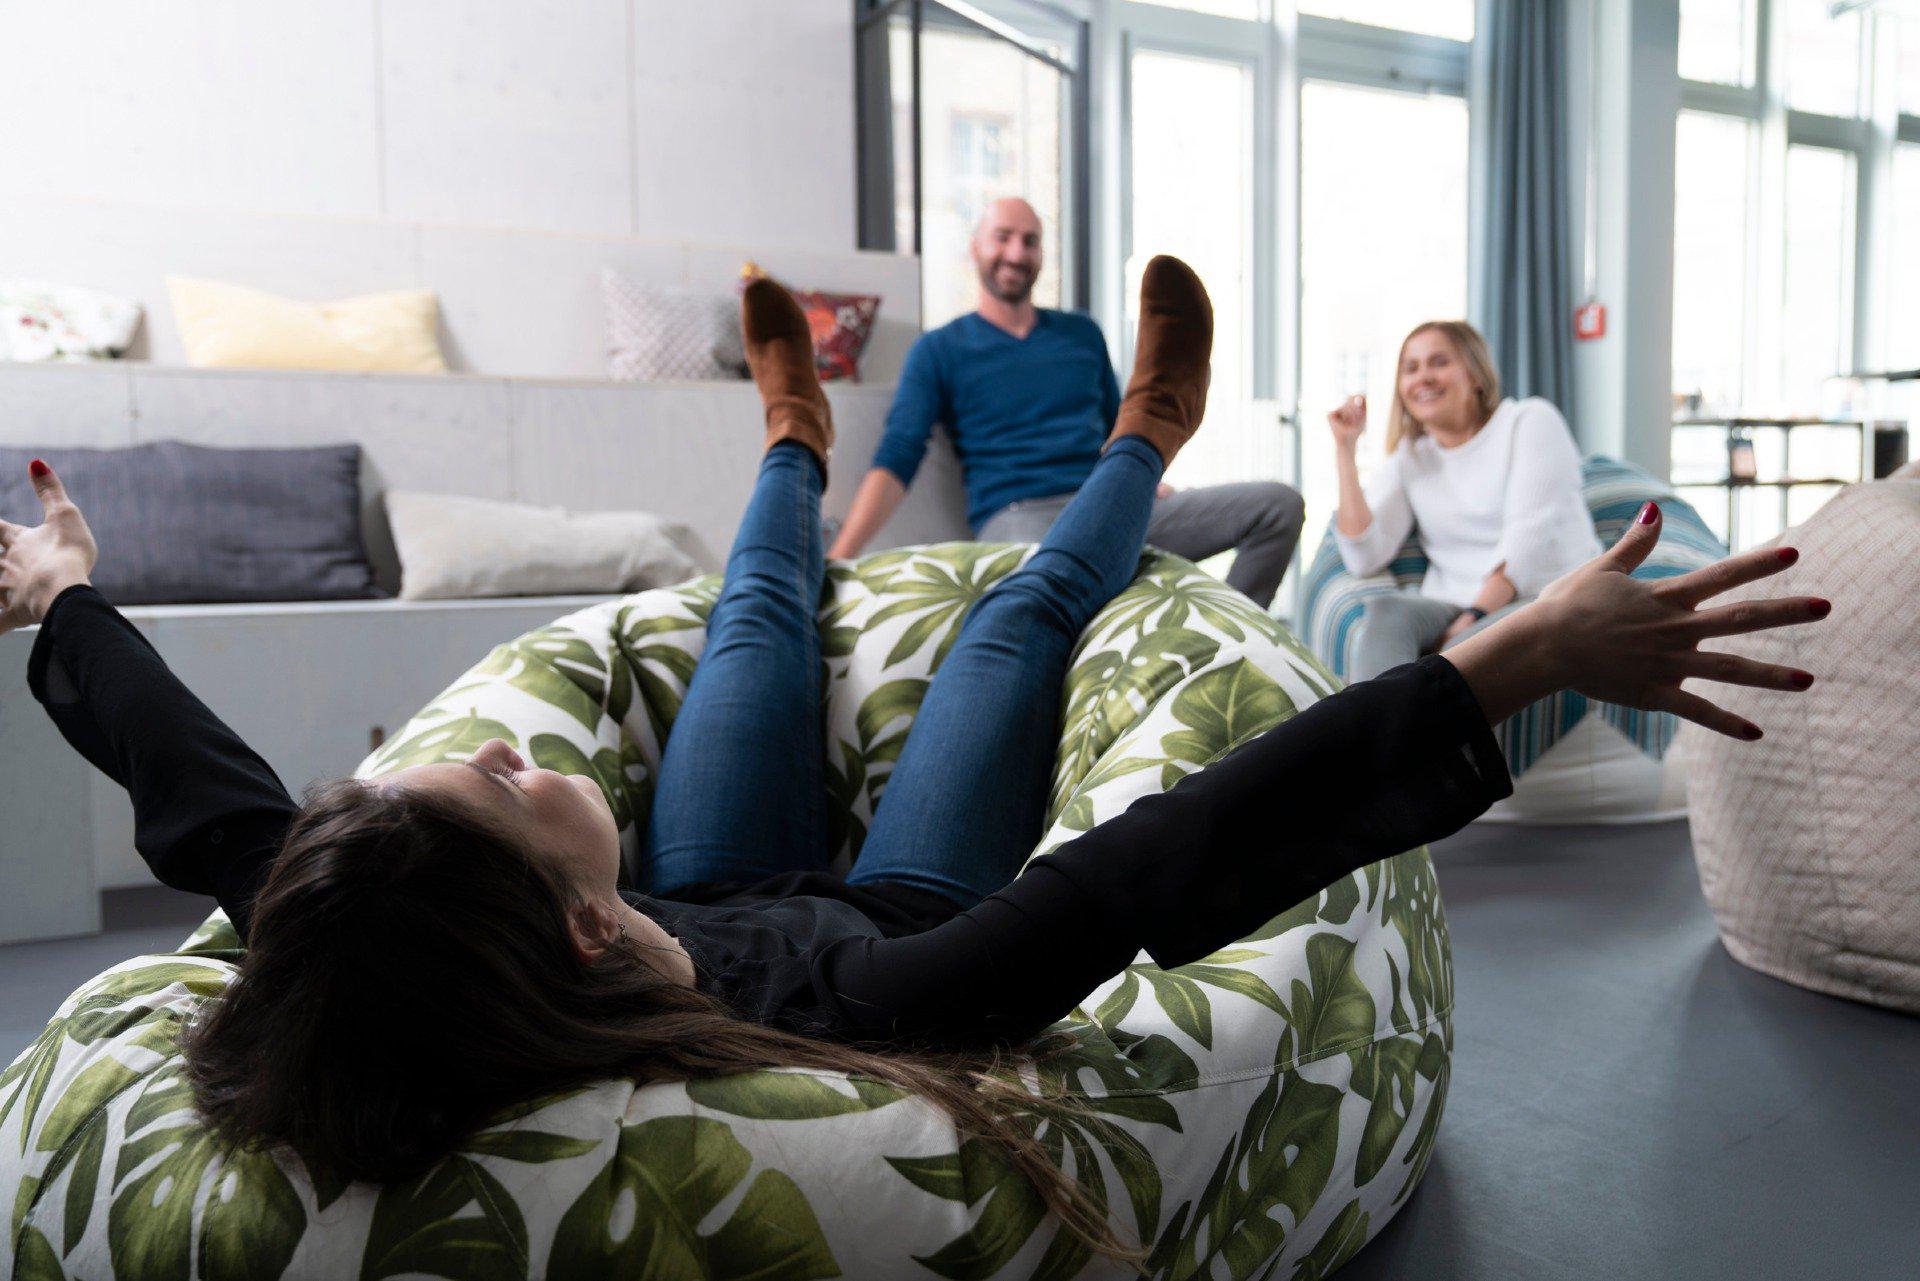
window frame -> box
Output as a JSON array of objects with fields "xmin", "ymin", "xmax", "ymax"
[{"xmin": 1675, "ymin": 0, "xmax": 1916, "ymax": 405}]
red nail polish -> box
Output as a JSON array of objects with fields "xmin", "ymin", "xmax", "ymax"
[
  {"xmin": 1637, "ymin": 501, "xmax": 1659, "ymax": 525},
  {"xmin": 28, "ymin": 459, "xmax": 48, "ymax": 479},
  {"xmin": 1792, "ymin": 671, "xmax": 1815, "ymax": 689},
  {"xmin": 1810, "ymin": 598, "xmax": 1832, "ymax": 618},
  {"xmin": 1743, "ymin": 724, "xmax": 1763, "ymax": 741},
  {"xmin": 1776, "ymin": 547, "xmax": 1798, "ymax": 565}
]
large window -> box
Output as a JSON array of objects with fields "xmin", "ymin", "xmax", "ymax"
[
  {"xmin": 1671, "ymin": 1, "xmax": 1916, "ymax": 547},
  {"xmin": 1297, "ymin": 81, "xmax": 1469, "ymax": 554},
  {"xmin": 1678, "ymin": 0, "xmax": 1756, "ymax": 86},
  {"xmin": 1298, "ymin": 1, "xmax": 1474, "ymax": 42},
  {"xmin": 856, "ymin": 1, "xmax": 1476, "ymax": 608},
  {"xmin": 1781, "ymin": 145, "xmax": 1855, "ymax": 413},
  {"xmin": 1893, "ymin": 144, "xmax": 1920, "ymax": 373},
  {"xmin": 1782, "ymin": 0, "xmax": 1862, "ymax": 118},
  {"xmin": 1672, "ymin": 111, "xmax": 1752, "ymax": 416},
  {"xmin": 1110, "ymin": 2, "xmax": 1472, "ymax": 609},
  {"xmin": 1126, "ymin": 49, "xmax": 1254, "ymax": 455}
]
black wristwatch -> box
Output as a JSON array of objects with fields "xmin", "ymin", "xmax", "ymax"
[{"xmin": 1462, "ymin": 606, "xmax": 1489, "ymax": 622}]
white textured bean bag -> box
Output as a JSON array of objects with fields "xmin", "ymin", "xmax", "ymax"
[
  {"xmin": 1686, "ymin": 474, "xmax": 1920, "ymax": 1012},
  {"xmin": 3, "ymin": 546, "xmax": 1453, "ymax": 1280}
]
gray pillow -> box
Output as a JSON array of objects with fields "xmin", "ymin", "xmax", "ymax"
[{"xmin": 0, "ymin": 441, "xmax": 376, "ymax": 605}]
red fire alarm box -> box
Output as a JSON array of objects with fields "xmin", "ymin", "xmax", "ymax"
[{"xmin": 1574, "ymin": 300, "xmax": 1607, "ymax": 340}]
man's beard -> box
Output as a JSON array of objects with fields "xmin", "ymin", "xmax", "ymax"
[{"xmin": 978, "ymin": 260, "xmax": 1035, "ymax": 305}]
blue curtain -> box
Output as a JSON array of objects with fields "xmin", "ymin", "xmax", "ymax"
[{"xmin": 1473, "ymin": 0, "xmax": 1575, "ymax": 408}]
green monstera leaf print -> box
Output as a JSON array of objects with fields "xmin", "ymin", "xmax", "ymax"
[
  {"xmin": 548, "ymin": 1116, "xmax": 838, "ymax": 1280},
  {"xmin": 362, "ymin": 713, "xmax": 520, "ymax": 777},
  {"xmin": 3, "ymin": 545, "xmax": 1453, "ymax": 1281}
]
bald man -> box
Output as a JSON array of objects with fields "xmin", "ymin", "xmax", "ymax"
[{"xmin": 830, "ymin": 198, "xmax": 1304, "ymax": 607}]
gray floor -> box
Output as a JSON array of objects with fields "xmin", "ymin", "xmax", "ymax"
[
  {"xmin": 1344, "ymin": 821, "xmax": 1920, "ymax": 1281},
  {"xmin": 4, "ymin": 825, "xmax": 1917, "ymax": 1279},
  {"xmin": 2, "ymin": 888, "xmax": 209, "ymax": 1063}
]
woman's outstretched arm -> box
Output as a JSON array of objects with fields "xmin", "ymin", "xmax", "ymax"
[
  {"xmin": 3, "ymin": 462, "xmax": 294, "ymax": 941},
  {"xmin": 813, "ymin": 505, "xmax": 1828, "ymax": 1047},
  {"xmin": 817, "ymin": 654, "xmax": 1503, "ymax": 1045}
]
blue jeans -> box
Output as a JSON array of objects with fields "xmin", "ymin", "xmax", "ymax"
[{"xmin": 643, "ymin": 436, "xmax": 1164, "ymax": 906}]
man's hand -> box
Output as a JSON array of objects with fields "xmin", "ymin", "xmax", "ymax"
[
  {"xmin": 0, "ymin": 460, "xmax": 98, "ymax": 636},
  {"xmin": 1438, "ymin": 611, "xmax": 1477, "ymax": 646}
]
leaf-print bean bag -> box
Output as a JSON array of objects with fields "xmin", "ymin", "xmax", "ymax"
[
  {"xmin": 1300, "ymin": 455, "xmax": 1726, "ymax": 823},
  {"xmin": 3, "ymin": 545, "xmax": 1453, "ymax": 1281}
]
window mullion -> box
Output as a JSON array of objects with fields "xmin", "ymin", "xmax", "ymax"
[
  {"xmin": 1854, "ymin": 9, "xmax": 1901, "ymax": 376},
  {"xmin": 1747, "ymin": 0, "xmax": 1787, "ymax": 411}
]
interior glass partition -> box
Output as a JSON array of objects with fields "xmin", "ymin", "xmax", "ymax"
[{"xmin": 855, "ymin": 0, "xmax": 1089, "ymax": 325}]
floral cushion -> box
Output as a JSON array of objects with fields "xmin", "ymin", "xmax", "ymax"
[
  {"xmin": 0, "ymin": 282, "xmax": 141, "ymax": 362},
  {"xmin": 2, "ymin": 545, "xmax": 1452, "ymax": 1280},
  {"xmin": 737, "ymin": 262, "xmax": 880, "ymax": 382}
]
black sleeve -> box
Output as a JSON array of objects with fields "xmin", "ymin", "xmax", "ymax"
[
  {"xmin": 26, "ymin": 585, "xmax": 296, "ymax": 943},
  {"xmin": 817, "ymin": 655, "xmax": 1511, "ymax": 1046}
]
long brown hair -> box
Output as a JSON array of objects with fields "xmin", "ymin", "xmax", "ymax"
[
  {"xmin": 181, "ymin": 780, "xmax": 1138, "ymax": 1261},
  {"xmin": 1384, "ymin": 319, "xmax": 1502, "ymax": 454}
]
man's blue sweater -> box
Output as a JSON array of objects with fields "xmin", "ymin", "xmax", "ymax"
[{"xmin": 871, "ymin": 309, "xmax": 1120, "ymax": 531}]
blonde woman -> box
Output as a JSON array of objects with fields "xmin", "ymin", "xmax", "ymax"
[{"xmin": 1331, "ymin": 320, "xmax": 1602, "ymax": 681}]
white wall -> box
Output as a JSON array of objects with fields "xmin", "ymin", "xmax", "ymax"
[
  {"xmin": 0, "ymin": 1, "xmax": 921, "ymax": 380},
  {"xmin": 0, "ymin": 0, "xmax": 854, "ymax": 245}
]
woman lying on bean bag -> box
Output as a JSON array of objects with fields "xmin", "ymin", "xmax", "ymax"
[{"xmin": 0, "ymin": 263, "xmax": 1827, "ymax": 1264}]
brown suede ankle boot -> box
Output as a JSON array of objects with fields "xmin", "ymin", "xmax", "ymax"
[
  {"xmin": 1108, "ymin": 255, "xmax": 1212, "ymax": 467},
  {"xmin": 742, "ymin": 278, "xmax": 833, "ymax": 470}
]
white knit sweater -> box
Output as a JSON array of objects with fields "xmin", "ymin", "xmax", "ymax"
[{"xmin": 1334, "ymin": 397, "xmax": 1601, "ymax": 606}]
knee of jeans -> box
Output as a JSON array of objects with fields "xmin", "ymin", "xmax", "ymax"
[
  {"xmin": 983, "ymin": 571, "xmax": 1088, "ymax": 637},
  {"xmin": 713, "ymin": 570, "xmax": 811, "ymax": 624}
]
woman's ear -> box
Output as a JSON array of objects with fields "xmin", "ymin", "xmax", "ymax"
[{"xmin": 567, "ymin": 898, "xmax": 620, "ymax": 964}]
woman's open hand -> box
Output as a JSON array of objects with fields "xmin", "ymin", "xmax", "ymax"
[
  {"xmin": 1327, "ymin": 395, "xmax": 1366, "ymax": 451},
  {"xmin": 1446, "ymin": 502, "xmax": 1827, "ymax": 739},
  {"xmin": 0, "ymin": 460, "xmax": 98, "ymax": 636}
]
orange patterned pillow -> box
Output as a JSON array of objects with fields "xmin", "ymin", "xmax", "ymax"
[{"xmin": 738, "ymin": 262, "xmax": 881, "ymax": 382}]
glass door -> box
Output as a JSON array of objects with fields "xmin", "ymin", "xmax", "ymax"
[
  {"xmin": 856, "ymin": 0, "xmax": 1089, "ymax": 326},
  {"xmin": 1294, "ymin": 78, "xmax": 1469, "ymax": 569},
  {"xmin": 1114, "ymin": 2, "xmax": 1278, "ymax": 495}
]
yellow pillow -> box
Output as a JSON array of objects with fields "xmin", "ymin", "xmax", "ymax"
[{"xmin": 167, "ymin": 277, "xmax": 447, "ymax": 373}]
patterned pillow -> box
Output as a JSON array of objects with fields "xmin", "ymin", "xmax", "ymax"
[
  {"xmin": 601, "ymin": 270, "xmax": 746, "ymax": 382},
  {"xmin": 0, "ymin": 282, "xmax": 142, "ymax": 361},
  {"xmin": 738, "ymin": 262, "xmax": 880, "ymax": 382}
]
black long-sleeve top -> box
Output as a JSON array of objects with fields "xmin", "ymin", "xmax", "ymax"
[{"xmin": 27, "ymin": 584, "xmax": 1511, "ymax": 1047}]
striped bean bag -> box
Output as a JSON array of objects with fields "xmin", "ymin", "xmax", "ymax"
[{"xmin": 1300, "ymin": 456, "xmax": 1725, "ymax": 821}]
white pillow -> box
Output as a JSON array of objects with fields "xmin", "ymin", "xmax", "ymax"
[
  {"xmin": 386, "ymin": 491, "xmax": 698, "ymax": 601},
  {"xmin": 0, "ymin": 282, "xmax": 142, "ymax": 361}
]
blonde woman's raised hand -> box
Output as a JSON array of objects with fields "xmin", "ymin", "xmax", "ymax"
[
  {"xmin": 1327, "ymin": 395, "xmax": 1366, "ymax": 451},
  {"xmin": 1446, "ymin": 502, "xmax": 1828, "ymax": 740},
  {"xmin": 0, "ymin": 460, "xmax": 98, "ymax": 637}
]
